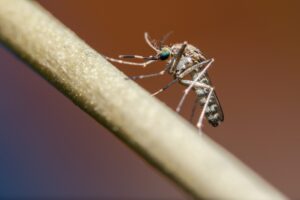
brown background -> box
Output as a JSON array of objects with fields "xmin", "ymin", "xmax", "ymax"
[{"xmin": 0, "ymin": 0, "xmax": 299, "ymax": 199}]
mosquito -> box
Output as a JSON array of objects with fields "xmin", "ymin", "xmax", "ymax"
[{"xmin": 105, "ymin": 32, "xmax": 224, "ymax": 131}]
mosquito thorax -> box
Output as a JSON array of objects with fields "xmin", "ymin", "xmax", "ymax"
[{"xmin": 171, "ymin": 43, "xmax": 206, "ymax": 61}]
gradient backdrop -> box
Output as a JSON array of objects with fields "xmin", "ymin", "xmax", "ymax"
[{"xmin": 1, "ymin": 0, "xmax": 299, "ymax": 199}]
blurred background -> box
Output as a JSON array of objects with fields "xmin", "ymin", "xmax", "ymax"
[{"xmin": 0, "ymin": 0, "xmax": 299, "ymax": 199}]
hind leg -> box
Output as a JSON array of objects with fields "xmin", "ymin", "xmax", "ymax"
[
  {"xmin": 176, "ymin": 58, "xmax": 214, "ymax": 113},
  {"xmin": 180, "ymin": 80, "xmax": 214, "ymax": 132}
]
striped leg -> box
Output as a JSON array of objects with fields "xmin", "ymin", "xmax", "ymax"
[
  {"xmin": 189, "ymin": 97, "xmax": 199, "ymax": 123},
  {"xmin": 105, "ymin": 56, "xmax": 156, "ymax": 67},
  {"xmin": 176, "ymin": 58, "xmax": 214, "ymax": 112},
  {"xmin": 151, "ymin": 79, "xmax": 178, "ymax": 96},
  {"xmin": 180, "ymin": 79, "xmax": 214, "ymax": 131},
  {"xmin": 128, "ymin": 69, "xmax": 167, "ymax": 80}
]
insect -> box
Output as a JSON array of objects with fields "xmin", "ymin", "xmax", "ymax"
[{"xmin": 105, "ymin": 32, "xmax": 224, "ymax": 131}]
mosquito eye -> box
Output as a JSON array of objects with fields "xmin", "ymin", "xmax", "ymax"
[{"xmin": 159, "ymin": 50, "xmax": 170, "ymax": 60}]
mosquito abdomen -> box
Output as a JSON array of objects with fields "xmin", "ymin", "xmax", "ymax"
[{"xmin": 195, "ymin": 75, "xmax": 224, "ymax": 127}]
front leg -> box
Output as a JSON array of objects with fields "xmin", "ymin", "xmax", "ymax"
[
  {"xmin": 127, "ymin": 64, "xmax": 171, "ymax": 80},
  {"xmin": 105, "ymin": 56, "xmax": 156, "ymax": 67},
  {"xmin": 169, "ymin": 42, "xmax": 187, "ymax": 73}
]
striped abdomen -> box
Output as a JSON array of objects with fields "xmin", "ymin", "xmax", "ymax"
[{"xmin": 193, "ymin": 73, "xmax": 224, "ymax": 127}]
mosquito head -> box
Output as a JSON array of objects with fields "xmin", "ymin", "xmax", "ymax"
[{"xmin": 159, "ymin": 47, "xmax": 172, "ymax": 60}]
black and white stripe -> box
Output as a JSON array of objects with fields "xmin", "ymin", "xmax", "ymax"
[{"xmin": 194, "ymin": 73, "xmax": 224, "ymax": 127}]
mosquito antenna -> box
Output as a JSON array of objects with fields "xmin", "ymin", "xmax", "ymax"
[{"xmin": 144, "ymin": 32, "xmax": 160, "ymax": 52}]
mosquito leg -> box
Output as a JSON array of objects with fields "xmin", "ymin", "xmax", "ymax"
[
  {"xmin": 180, "ymin": 79, "xmax": 211, "ymax": 117},
  {"xmin": 144, "ymin": 32, "xmax": 160, "ymax": 52},
  {"xmin": 197, "ymin": 86, "xmax": 214, "ymax": 131},
  {"xmin": 105, "ymin": 56, "xmax": 156, "ymax": 67},
  {"xmin": 189, "ymin": 97, "xmax": 199, "ymax": 123},
  {"xmin": 170, "ymin": 42, "xmax": 187, "ymax": 73},
  {"xmin": 152, "ymin": 79, "xmax": 178, "ymax": 96},
  {"xmin": 127, "ymin": 69, "xmax": 167, "ymax": 80},
  {"xmin": 178, "ymin": 59, "xmax": 211, "ymax": 79},
  {"xmin": 128, "ymin": 64, "xmax": 171, "ymax": 80},
  {"xmin": 180, "ymin": 80, "xmax": 211, "ymax": 89},
  {"xmin": 119, "ymin": 55, "xmax": 158, "ymax": 60},
  {"xmin": 180, "ymin": 79, "xmax": 213, "ymax": 131},
  {"xmin": 176, "ymin": 58, "xmax": 214, "ymax": 112}
]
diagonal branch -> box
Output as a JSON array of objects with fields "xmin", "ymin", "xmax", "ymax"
[{"xmin": 0, "ymin": 0, "xmax": 287, "ymax": 199}]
